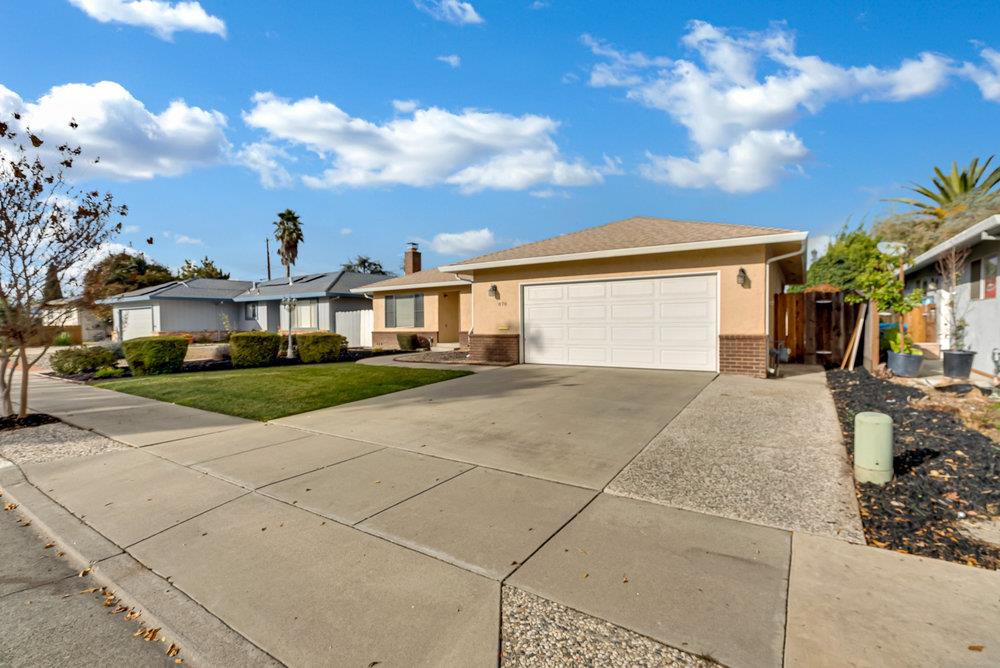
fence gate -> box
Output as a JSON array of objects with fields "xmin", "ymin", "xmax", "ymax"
[
  {"xmin": 334, "ymin": 309, "xmax": 374, "ymax": 348},
  {"xmin": 773, "ymin": 291, "xmax": 862, "ymax": 366}
]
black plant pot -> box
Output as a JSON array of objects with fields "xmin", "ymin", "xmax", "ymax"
[
  {"xmin": 942, "ymin": 350, "xmax": 976, "ymax": 379},
  {"xmin": 887, "ymin": 350, "xmax": 923, "ymax": 377}
]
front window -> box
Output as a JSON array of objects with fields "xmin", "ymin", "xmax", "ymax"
[
  {"xmin": 985, "ymin": 255, "xmax": 998, "ymax": 300},
  {"xmin": 244, "ymin": 303, "xmax": 258, "ymax": 320},
  {"xmin": 293, "ymin": 300, "xmax": 317, "ymax": 329},
  {"xmin": 385, "ymin": 294, "xmax": 424, "ymax": 328},
  {"xmin": 970, "ymin": 259, "xmax": 982, "ymax": 300}
]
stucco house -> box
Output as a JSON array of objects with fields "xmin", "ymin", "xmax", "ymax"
[
  {"xmin": 905, "ymin": 214, "xmax": 1000, "ymax": 378},
  {"xmin": 40, "ymin": 297, "xmax": 108, "ymax": 342},
  {"xmin": 100, "ymin": 271, "xmax": 381, "ymax": 346},
  {"xmin": 354, "ymin": 216, "xmax": 808, "ymax": 377}
]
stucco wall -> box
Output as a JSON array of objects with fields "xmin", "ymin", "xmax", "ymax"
[
  {"xmin": 467, "ymin": 245, "xmax": 769, "ymax": 337},
  {"xmin": 372, "ymin": 287, "xmax": 472, "ymax": 333},
  {"xmin": 156, "ymin": 300, "xmax": 240, "ymax": 333}
]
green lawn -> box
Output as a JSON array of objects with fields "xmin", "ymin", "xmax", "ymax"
[{"xmin": 97, "ymin": 362, "xmax": 470, "ymax": 421}]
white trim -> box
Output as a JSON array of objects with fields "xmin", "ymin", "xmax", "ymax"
[
  {"xmin": 442, "ymin": 231, "xmax": 808, "ymax": 272},
  {"xmin": 350, "ymin": 280, "xmax": 466, "ymax": 294},
  {"xmin": 517, "ymin": 270, "xmax": 722, "ymax": 373},
  {"xmin": 907, "ymin": 214, "xmax": 1000, "ymax": 274}
]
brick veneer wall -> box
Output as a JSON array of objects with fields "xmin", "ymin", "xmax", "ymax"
[
  {"xmin": 458, "ymin": 331, "xmax": 470, "ymax": 349},
  {"xmin": 373, "ymin": 331, "xmax": 436, "ymax": 349},
  {"xmin": 719, "ymin": 335, "xmax": 768, "ymax": 378},
  {"xmin": 470, "ymin": 334, "xmax": 520, "ymax": 364}
]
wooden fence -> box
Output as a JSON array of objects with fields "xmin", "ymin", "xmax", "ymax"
[
  {"xmin": 26, "ymin": 325, "xmax": 82, "ymax": 347},
  {"xmin": 899, "ymin": 304, "xmax": 937, "ymax": 343},
  {"xmin": 773, "ymin": 291, "xmax": 863, "ymax": 366}
]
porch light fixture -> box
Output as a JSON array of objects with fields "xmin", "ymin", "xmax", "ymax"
[
  {"xmin": 736, "ymin": 268, "xmax": 748, "ymax": 287},
  {"xmin": 488, "ymin": 284, "xmax": 499, "ymax": 299}
]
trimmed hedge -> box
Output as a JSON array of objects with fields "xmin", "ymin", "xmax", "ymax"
[
  {"xmin": 123, "ymin": 336, "xmax": 188, "ymax": 376},
  {"xmin": 50, "ymin": 346, "xmax": 119, "ymax": 375},
  {"xmin": 230, "ymin": 331, "xmax": 281, "ymax": 368},
  {"xmin": 296, "ymin": 332, "xmax": 347, "ymax": 364},
  {"xmin": 396, "ymin": 333, "xmax": 420, "ymax": 351}
]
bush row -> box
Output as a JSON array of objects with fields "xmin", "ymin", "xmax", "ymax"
[{"xmin": 229, "ymin": 332, "xmax": 347, "ymax": 368}]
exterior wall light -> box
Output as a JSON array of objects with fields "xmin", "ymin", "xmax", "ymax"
[
  {"xmin": 736, "ymin": 268, "xmax": 749, "ymax": 287},
  {"xmin": 488, "ymin": 284, "xmax": 499, "ymax": 299}
]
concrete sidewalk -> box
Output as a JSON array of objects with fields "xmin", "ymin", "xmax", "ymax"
[{"xmin": 3, "ymin": 373, "xmax": 999, "ymax": 666}]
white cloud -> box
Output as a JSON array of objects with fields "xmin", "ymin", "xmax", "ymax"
[
  {"xmin": 530, "ymin": 188, "xmax": 570, "ymax": 199},
  {"xmin": 174, "ymin": 233, "xmax": 202, "ymax": 245},
  {"xmin": 0, "ymin": 81, "xmax": 229, "ymax": 180},
  {"xmin": 530, "ymin": 1, "xmax": 550, "ymax": 9},
  {"xmin": 123, "ymin": 224, "xmax": 140, "ymax": 233},
  {"xmin": 961, "ymin": 47, "xmax": 1000, "ymax": 102},
  {"xmin": 67, "ymin": 0, "xmax": 226, "ymax": 40},
  {"xmin": 428, "ymin": 228, "xmax": 495, "ymax": 255},
  {"xmin": 242, "ymin": 92, "xmax": 603, "ymax": 193},
  {"xmin": 640, "ymin": 130, "xmax": 808, "ymax": 193},
  {"xmin": 340, "ymin": 227, "xmax": 353, "ymax": 235},
  {"xmin": 236, "ymin": 141, "xmax": 293, "ymax": 189},
  {"xmin": 437, "ymin": 54, "xmax": 462, "ymax": 68},
  {"xmin": 414, "ymin": 0, "xmax": 483, "ymax": 25},
  {"xmin": 392, "ymin": 99, "xmax": 420, "ymax": 113},
  {"xmin": 584, "ymin": 21, "xmax": 954, "ymax": 192}
]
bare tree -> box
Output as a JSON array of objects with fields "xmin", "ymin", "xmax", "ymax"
[
  {"xmin": 935, "ymin": 246, "xmax": 972, "ymax": 351},
  {"xmin": 0, "ymin": 114, "xmax": 126, "ymax": 418}
]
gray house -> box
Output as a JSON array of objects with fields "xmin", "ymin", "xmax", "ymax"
[
  {"xmin": 100, "ymin": 271, "xmax": 382, "ymax": 346},
  {"xmin": 905, "ymin": 214, "xmax": 1000, "ymax": 378}
]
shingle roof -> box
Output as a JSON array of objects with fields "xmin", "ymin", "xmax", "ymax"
[
  {"xmin": 233, "ymin": 271, "xmax": 387, "ymax": 301},
  {"xmin": 349, "ymin": 268, "xmax": 467, "ymax": 293},
  {"xmin": 98, "ymin": 278, "xmax": 252, "ymax": 304},
  {"xmin": 442, "ymin": 216, "xmax": 804, "ymax": 270}
]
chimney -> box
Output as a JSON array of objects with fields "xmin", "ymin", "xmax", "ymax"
[{"xmin": 404, "ymin": 242, "xmax": 421, "ymax": 275}]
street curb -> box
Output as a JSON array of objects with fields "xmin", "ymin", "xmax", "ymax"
[{"xmin": 0, "ymin": 476, "xmax": 282, "ymax": 668}]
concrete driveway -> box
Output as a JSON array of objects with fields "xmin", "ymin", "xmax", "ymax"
[{"xmin": 274, "ymin": 365, "xmax": 716, "ymax": 490}]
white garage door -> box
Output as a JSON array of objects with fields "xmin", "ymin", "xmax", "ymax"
[
  {"xmin": 120, "ymin": 307, "xmax": 153, "ymax": 340},
  {"xmin": 522, "ymin": 274, "xmax": 718, "ymax": 371}
]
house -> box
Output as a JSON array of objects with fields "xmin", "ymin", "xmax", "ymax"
[
  {"xmin": 40, "ymin": 297, "xmax": 108, "ymax": 342},
  {"xmin": 905, "ymin": 214, "xmax": 1000, "ymax": 378},
  {"xmin": 354, "ymin": 216, "xmax": 808, "ymax": 377},
  {"xmin": 99, "ymin": 271, "xmax": 381, "ymax": 346}
]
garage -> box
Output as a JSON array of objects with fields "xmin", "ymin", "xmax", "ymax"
[
  {"xmin": 119, "ymin": 307, "xmax": 154, "ymax": 340},
  {"xmin": 522, "ymin": 274, "xmax": 718, "ymax": 371}
]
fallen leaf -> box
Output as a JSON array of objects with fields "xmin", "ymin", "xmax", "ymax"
[
  {"xmin": 43, "ymin": 542, "xmax": 55, "ymax": 549},
  {"xmin": 78, "ymin": 567, "xmax": 92, "ymax": 577},
  {"xmin": 80, "ymin": 587, "xmax": 99, "ymax": 594},
  {"xmin": 968, "ymin": 645, "xmax": 984, "ymax": 652},
  {"xmin": 166, "ymin": 643, "xmax": 180, "ymax": 657},
  {"xmin": 3, "ymin": 502, "xmax": 17, "ymax": 511}
]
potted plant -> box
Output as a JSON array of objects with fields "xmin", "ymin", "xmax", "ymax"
[
  {"xmin": 936, "ymin": 248, "xmax": 977, "ymax": 379},
  {"xmin": 887, "ymin": 329, "xmax": 924, "ymax": 377}
]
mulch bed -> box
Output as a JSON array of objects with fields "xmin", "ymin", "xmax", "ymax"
[
  {"xmin": 827, "ymin": 368, "xmax": 1000, "ymax": 569},
  {"xmin": 0, "ymin": 413, "xmax": 61, "ymax": 432}
]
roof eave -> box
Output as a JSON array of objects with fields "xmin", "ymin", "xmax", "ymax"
[
  {"xmin": 350, "ymin": 279, "xmax": 468, "ymax": 294},
  {"xmin": 439, "ymin": 231, "xmax": 809, "ymax": 272},
  {"xmin": 906, "ymin": 214, "xmax": 1000, "ymax": 275}
]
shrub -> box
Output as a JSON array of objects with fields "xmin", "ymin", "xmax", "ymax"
[
  {"xmin": 50, "ymin": 346, "xmax": 118, "ymax": 375},
  {"xmin": 93, "ymin": 366, "xmax": 125, "ymax": 379},
  {"xmin": 123, "ymin": 336, "xmax": 188, "ymax": 376},
  {"xmin": 230, "ymin": 331, "xmax": 281, "ymax": 368},
  {"xmin": 296, "ymin": 332, "xmax": 347, "ymax": 364},
  {"xmin": 396, "ymin": 333, "xmax": 420, "ymax": 351},
  {"xmin": 52, "ymin": 331, "xmax": 74, "ymax": 346},
  {"xmin": 95, "ymin": 339, "xmax": 125, "ymax": 359}
]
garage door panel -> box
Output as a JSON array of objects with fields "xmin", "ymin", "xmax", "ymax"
[
  {"xmin": 523, "ymin": 274, "xmax": 717, "ymax": 372},
  {"xmin": 567, "ymin": 326, "xmax": 609, "ymax": 342},
  {"xmin": 610, "ymin": 280, "xmax": 655, "ymax": 298},
  {"xmin": 567, "ymin": 304, "xmax": 608, "ymax": 320},
  {"xmin": 121, "ymin": 307, "xmax": 153, "ymax": 340},
  {"xmin": 611, "ymin": 302, "xmax": 655, "ymax": 321},
  {"xmin": 566, "ymin": 283, "xmax": 606, "ymax": 299}
]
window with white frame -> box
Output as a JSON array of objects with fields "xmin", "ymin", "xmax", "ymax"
[
  {"xmin": 384, "ymin": 294, "xmax": 423, "ymax": 328},
  {"xmin": 244, "ymin": 303, "xmax": 258, "ymax": 320},
  {"xmin": 292, "ymin": 300, "xmax": 318, "ymax": 329}
]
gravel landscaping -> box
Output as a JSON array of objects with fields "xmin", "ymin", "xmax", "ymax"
[
  {"xmin": 827, "ymin": 369, "xmax": 1000, "ymax": 569},
  {"xmin": 0, "ymin": 422, "xmax": 127, "ymax": 465},
  {"xmin": 500, "ymin": 586, "xmax": 715, "ymax": 667}
]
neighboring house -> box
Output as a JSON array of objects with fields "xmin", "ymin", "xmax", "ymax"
[
  {"xmin": 354, "ymin": 216, "xmax": 808, "ymax": 377},
  {"xmin": 39, "ymin": 297, "xmax": 108, "ymax": 342},
  {"xmin": 99, "ymin": 272, "xmax": 382, "ymax": 346},
  {"xmin": 905, "ymin": 214, "xmax": 1000, "ymax": 378}
]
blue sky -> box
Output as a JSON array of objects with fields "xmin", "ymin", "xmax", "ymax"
[{"xmin": 3, "ymin": 1, "xmax": 1000, "ymax": 280}]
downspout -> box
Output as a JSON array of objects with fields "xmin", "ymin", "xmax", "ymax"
[{"xmin": 765, "ymin": 240, "xmax": 807, "ymax": 373}]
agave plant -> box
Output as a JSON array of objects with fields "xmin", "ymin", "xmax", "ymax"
[{"xmin": 888, "ymin": 156, "xmax": 1000, "ymax": 220}]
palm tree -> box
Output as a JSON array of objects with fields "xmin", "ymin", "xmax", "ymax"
[
  {"xmin": 273, "ymin": 209, "xmax": 304, "ymax": 280},
  {"xmin": 888, "ymin": 156, "xmax": 1000, "ymax": 220}
]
